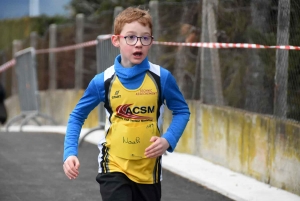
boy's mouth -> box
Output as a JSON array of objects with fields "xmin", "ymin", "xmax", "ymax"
[{"xmin": 133, "ymin": 52, "xmax": 142, "ymax": 56}]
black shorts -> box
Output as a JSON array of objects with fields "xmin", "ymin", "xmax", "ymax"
[{"xmin": 96, "ymin": 172, "xmax": 161, "ymax": 201}]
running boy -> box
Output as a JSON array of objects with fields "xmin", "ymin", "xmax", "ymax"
[{"xmin": 63, "ymin": 6, "xmax": 190, "ymax": 201}]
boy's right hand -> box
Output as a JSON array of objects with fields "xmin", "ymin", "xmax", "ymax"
[{"xmin": 63, "ymin": 156, "xmax": 80, "ymax": 180}]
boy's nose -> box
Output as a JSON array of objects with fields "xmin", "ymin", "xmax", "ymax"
[{"xmin": 135, "ymin": 38, "xmax": 143, "ymax": 46}]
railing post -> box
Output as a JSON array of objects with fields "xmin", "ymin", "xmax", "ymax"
[
  {"xmin": 75, "ymin": 13, "xmax": 84, "ymax": 90},
  {"xmin": 274, "ymin": 0, "xmax": 290, "ymax": 118},
  {"xmin": 12, "ymin": 40, "xmax": 22, "ymax": 95},
  {"xmin": 30, "ymin": 31, "xmax": 38, "ymax": 49},
  {"xmin": 112, "ymin": 7, "xmax": 123, "ymax": 33},
  {"xmin": 49, "ymin": 24, "xmax": 57, "ymax": 90},
  {"xmin": 0, "ymin": 51, "xmax": 6, "ymax": 89},
  {"xmin": 149, "ymin": 1, "xmax": 160, "ymax": 63}
]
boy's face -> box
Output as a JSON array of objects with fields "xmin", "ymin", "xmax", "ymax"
[{"xmin": 112, "ymin": 21, "xmax": 152, "ymax": 68}]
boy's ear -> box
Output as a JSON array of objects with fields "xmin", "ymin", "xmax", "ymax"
[{"xmin": 111, "ymin": 35, "xmax": 120, "ymax": 47}]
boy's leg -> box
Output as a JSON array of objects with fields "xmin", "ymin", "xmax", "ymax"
[
  {"xmin": 96, "ymin": 172, "xmax": 132, "ymax": 201},
  {"xmin": 133, "ymin": 182, "xmax": 161, "ymax": 201}
]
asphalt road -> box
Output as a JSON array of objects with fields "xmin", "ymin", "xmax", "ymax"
[{"xmin": 0, "ymin": 131, "xmax": 233, "ymax": 201}]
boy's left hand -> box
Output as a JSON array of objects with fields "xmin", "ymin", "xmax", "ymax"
[{"xmin": 145, "ymin": 137, "xmax": 169, "ymax": 158}]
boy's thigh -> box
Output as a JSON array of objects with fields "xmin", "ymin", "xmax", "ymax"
[
  {"xmin": 134, "ymin": 181, "xmax": 161, "ymax": 201},
  {"xmin": 96, "ymin": 172, "xmax": 132, "ymax": 201},
  {"xmin": 96, "ymin": 172, "xmax": 161, "ymax": 201}
]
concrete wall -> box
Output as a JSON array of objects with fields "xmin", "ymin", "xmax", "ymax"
[
  {"xmin": 5, "ymin": 91, "xmax": 300, "ymax": 195},
  {"xmin": 167, "ymin": 100, "xmax": 300, "ymax": 196},
  {"xmin": 5, "ymin": 89, "xmax": 99, "ymax": 128}
]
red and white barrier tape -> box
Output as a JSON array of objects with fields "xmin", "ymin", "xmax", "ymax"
[
  {"xmin": 0, "ymin": 59, "xmax": 16, "ymax": 73},
  {"xmin": 152, "ymin": 41, "xmax": 300, "ymax": 50},
  {"xmin": 1, "ymin": 38, "xmax": 300, "ymax": 73},
  {"xmin": 36, "ymin": 40, "xmax": 98, "ymax": 54},
  {"xmin": 35, "ymin": 34, "xmax": 112, "ymax": 54},
  {"xmin": 0, "ymin": 35, "xmax": 112, "ymax": 73}
]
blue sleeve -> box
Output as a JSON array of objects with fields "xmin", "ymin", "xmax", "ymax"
[
  {"xmin": 63, "ymin": 73, "xmax": 105, "ymax": 162},
  {"xmin": 160, "ymin": 68, "xmax": 190, "ymax": 152}
]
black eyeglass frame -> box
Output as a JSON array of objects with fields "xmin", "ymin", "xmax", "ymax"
[{"xmin": 116, "ymin": 35, "xmax": 154, "ymax": 46}]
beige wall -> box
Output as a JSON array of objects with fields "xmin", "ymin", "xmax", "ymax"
[
  {"xmin": 168, "ymin": 100, "xmax": 300, "ymax": 196},
  {"xmin": 5, "ymin": 91, "xmax": 300, "ymax": 195},
  {"xmin": 5, "ymin": 89, "xmax": 99, "ymax": 128}
]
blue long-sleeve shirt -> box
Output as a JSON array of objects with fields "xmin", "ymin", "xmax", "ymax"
[{"xmin": 63, "ymin": 55, "xmax": 190, "ymax": 162}]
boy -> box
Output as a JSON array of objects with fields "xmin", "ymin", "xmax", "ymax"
[{"xmin": 63, "ymin": 7, "xmax": 190, "ymax": 201}]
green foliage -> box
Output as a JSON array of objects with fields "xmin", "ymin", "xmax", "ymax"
[
  {"xmin": 69, "ymin": 0, "xmax": 185, "ymax": 17},
  {"xmin": 0, "ymin": 17, "xmax": 32, "ymax": 51},
  {"xmin": 0, "ymin": 16, "xmax": 70, "ymax": 51},
  {"xmin": 33, "ymin": 15, "xmax": 70, "ymax": 35},
  {"xmin": 69, "ymin": 0, "xmax": 152, "ymax": 17}
]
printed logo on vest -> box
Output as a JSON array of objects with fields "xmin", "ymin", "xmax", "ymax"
[
  {"xmin": 116, "ymin": 104, "xmax": 154, "ymax": 120},
  {"xmin": 112, "ymin": 90, "xmax": 121, "ymax": 99},
  {"xmin": 136, "ymin": 89, "xmax": 157, "ymax": 95}
]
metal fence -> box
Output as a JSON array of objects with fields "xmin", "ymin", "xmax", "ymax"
[
  {"xmin": 5, "ymin": 47, "xmax": 56, "ymax": 131},
  {"xmin": 1, "ymin": 0, "xmax": 300, "ymax": 124},
  {"xmin": 79, "ymin": 35, "xmax": 119, "ymax": 143},
  {"xmin": 148, "ymin": 0, "xmax": 300, "ymax": 124},
  {"xmin": 96, "ymin": 35, "xmax": 120, "ymax": 125}
]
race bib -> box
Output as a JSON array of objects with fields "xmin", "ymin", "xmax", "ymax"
[{"xmin": 109, "ymin": 122, "xmax": 158, "ymax": 160}]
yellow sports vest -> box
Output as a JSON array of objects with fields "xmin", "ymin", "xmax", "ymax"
[{"xmin": 102, "ymin": 72, "xmax": 161, "ymax": 184}]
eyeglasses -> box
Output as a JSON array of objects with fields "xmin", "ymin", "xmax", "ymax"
[{"xmin": 117, "ymin": 35, "xmax": 154, "ymax": 46}]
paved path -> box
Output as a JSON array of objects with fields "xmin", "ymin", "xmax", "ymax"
[{"xmin": 0, "ymin": 131, "xmax": 232, "ymax": 201}]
